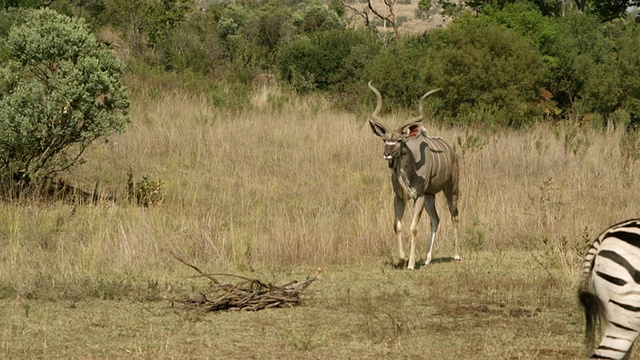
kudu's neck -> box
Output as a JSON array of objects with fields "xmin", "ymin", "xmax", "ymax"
[{"xmin": 391, "ymin": 142, "xmax": 416, "ymax": 172}]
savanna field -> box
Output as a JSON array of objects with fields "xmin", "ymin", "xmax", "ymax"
[{"xmin": 2, "ymin": 82, "xmax": 640, "ymax": 359}]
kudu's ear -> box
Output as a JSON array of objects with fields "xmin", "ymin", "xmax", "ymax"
[
  {"xmin": 402, "ymin": 123, "xmax": 422, "ymax": 138},
  {"xmin": 369, "ymin": 119, "xmax": 387, "ymax": 138}
]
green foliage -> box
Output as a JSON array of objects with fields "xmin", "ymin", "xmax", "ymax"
[
  {"xmin": 437, "ymin": 15, "xmax": 546, "ymax": 126},
  {"xmin": 127, "ymin": 171, "xmax": 164, "ymax": 207},
  {"xmin": 166, "ymin": 10, "xmax": 222, "ymax": 74},
  {"xmin": 329, "ymin": 0, "xmax": 345, "ymax": 18},
  {"xmin": 418, "ymin": 0, "xmax": 464, "ymax": 17},
  {"xmin": 277, "ymin": 28, "xmax": 381, "ymax": 93},
  {"xmin": 111, "ymin": 0, "xmax": 191, "ymax": 69},
  {"xmin": 251, "ymin": 4, "xmax": 296, "ymax": 54},
  {"xmin": 543, "ymin": 13, "xmax": 624, "ymax": 121},
  {"xmin": 364, "ymin": 39, "xmax": 434, "ymax": 110},
  {"xmin": 2, "ymin": 1, "xmax": 637, "ymax": 128},
  {"xmin": 0, "ymin": 7, "xmax": 25, "ymax": 38},
  {"xmin": 146, "ymin": 0, "xmax": 191, "ymax": 48},
  {"xmin": 456, "ymin": 130, "xmax": 489, "ymax": 159},
  {"xmin": 213, "ymin": 2, "xmax": 298, "ymax": 74},
  {"xmin": 47, "ymin": 0, "xmax": 107, "ymax": 31},
  {"xmin": 600, "ymin": 19, "xmax": 640, "ymax": 121},
  {"xmin": 479, "ymin": 2, "xmax": 558, "ymax": 52},
  {"xmin": 0, "ymin": 0, "xmax": 43, "ymax": 9},
  {"xmin": 588, "ymin": 0, "xmax": 639, "ymax": 22},
  {"xmin": 0, "ymin": 8, "xmax": 130, "ymax": 189},
  {"xmin": 294, "ymin": 0, "xmax": 342, "ymax": 32},
  {"xmin": 472, "ymin": 7, "xmax": 638, "ymax": 125},
  {"xmin": 366, "ymin": 15, "xmax": 546, "ymax": 126}
]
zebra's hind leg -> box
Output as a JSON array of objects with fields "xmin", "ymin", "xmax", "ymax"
[{"xmin": 593, "ymin": 321, "xmax": 640, "ymax": 360}]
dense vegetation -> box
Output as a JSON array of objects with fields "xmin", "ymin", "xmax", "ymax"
[
  {"xmin": 0, "ymin": 8, "xmax": 129, "ymax": 191},
  {"xmin": 3, "ymin": 4, "xmax": 640, "ymax": 357},
  {"xmin": 0, "ymin": 0, "xmax": 639, "ymax": 190},
  {"xmin": 0, "ymin": 1, "xmax": 638, "ymax": 124}
]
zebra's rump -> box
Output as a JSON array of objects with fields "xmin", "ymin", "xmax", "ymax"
[
  {"xmin": 581, "ymin": 219, "xmax": 640, "ymax": 360},
  {"xmin": 593, "ymin": 220, "xmax": 640, "ymax": 287}
]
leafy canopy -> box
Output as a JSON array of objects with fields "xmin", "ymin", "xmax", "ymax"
[{"xmin": 0, "ymin": 8, "xmax": 130, "ymax": 188}]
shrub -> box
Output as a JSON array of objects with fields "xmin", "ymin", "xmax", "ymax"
[
  {"xmin": 427, "ymin": 18, "xmax": 547, "ymax": 126},
  {"xmin": 365, "ymin": 15, "xmax": 547, "ymax": 127},
  {"xmin": 276, "ymin": 28, "xmax": 380, "ymax": 93},
  {"xmin": 543, "ymin": 13, "xmax": 614, "ymax": 121},
  {"xmin": 364, "ymin": 38, "xmax": 435, "ymax": 110},
  {"xmin": 0, "ymin": 8, "xmax": 130, "ymax": 192}
]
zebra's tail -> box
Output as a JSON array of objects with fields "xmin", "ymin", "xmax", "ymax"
[
  {"xmin": 578, "ymin": 286, "xmax": 605, "ymax": 351},
  {"xmin": 578, "ymin": 240, "xmax": 605, "ymax": 352}
]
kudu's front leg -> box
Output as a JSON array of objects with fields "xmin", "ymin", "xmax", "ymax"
[
  {"xmin": 393, "ymin": 195, "xmax": 406, "ymax": 262},
  {"xmin": 407, "ymin": 196, "xmax": 426, "ymax": 270}
]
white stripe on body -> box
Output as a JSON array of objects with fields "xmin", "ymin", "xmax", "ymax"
[{"xmin": 425, "ymin": 137, "xmax": 448, "ymax": 180}]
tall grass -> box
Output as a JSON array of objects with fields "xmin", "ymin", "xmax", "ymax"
[{"xmin": 1, "ymin": 84, "xmax": 639, "ymax": 299}]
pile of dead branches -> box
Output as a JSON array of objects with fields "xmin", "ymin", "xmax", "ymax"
[{"xmin": 170, "ymin": 254, "xmax": 321, "ymax": 312}]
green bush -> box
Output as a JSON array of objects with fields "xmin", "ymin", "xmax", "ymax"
[
  {"xmin": 615, "ymin": 21, "xmax": 640, "ymax": 123},
  {"xmin": 365, "ymin": 37, "xmax": 435, "ymax": 110},
  {"xmin": 295, "ymin": 0, "xmax": 342, "ymax": 33},
  {"xmin": 0, "ymin": 8, "xmax": 130, "ymax": 191},
  {"xmin": 166, "ymin": 10, "xmax": 223, "ymax": 75},
  {"xmin": 365, "ymin": 15, "xmax": 546, "ymax": 127},
  {"xmin": 544, "ymin": 13, "xmax": 617, "ymax": 122},
  {"xmin": 276, "ymin": 28, "xmax": 380, "ymax": 93},
  {"xmin": 428, "ymin": 17, "xmax": 547, "ymax": 126},
  {"xmin": 478, "ymin": 2, "xmax": 558, "ymax": 53},
  {"xmin": 3, "ymin": 0, "xmax": 635, "ymax": 128},
  {"xmin": 573, "ymin": 17, "xmax": 640, "ymax": 124}
]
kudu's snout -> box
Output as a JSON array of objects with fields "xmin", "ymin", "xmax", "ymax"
[{"xmin": 382, "ymin": 140, "xmax": 402, "ymax": 160}]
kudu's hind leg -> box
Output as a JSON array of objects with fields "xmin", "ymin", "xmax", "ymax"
[
  {"xmin": 452, "ymin": 216, "xmax": 461, "ymax": 261},
  {"xmin": 393, "ymin": 196, "xmax": 406, "ymax": 262},
  {"xmin": 423, "ymin": 194, "xmax": 439, "ymax": 266},
  {"xmin": 446, "ymin": 189, "xmax": 461, "ymax": 261}
]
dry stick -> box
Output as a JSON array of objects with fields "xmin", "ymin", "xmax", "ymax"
[
  {"xmin": 170, "ymin": 251, "xmax": 221, "ymax": 285},
  {"xmin": 170, "ymin": 254, "xmax": 322, "ymax": 312}
]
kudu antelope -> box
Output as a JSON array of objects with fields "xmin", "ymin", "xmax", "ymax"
[{"xmin": 367, "ymin": 81, "xmax": 460, "ymax": 270}]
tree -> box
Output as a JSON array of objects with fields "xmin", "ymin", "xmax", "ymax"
[
  {"xmin": 0, "ymin": 8, "xmax": 130, "ymax": 192},
  {"xmin": 572, "ymin": 0, "xmax": 639, "ymax": 22},
  {"xmin": 342, "ymin": 0, "xmax": 400, "ymax": 47},
  {"xmin": 366, "ymin": 15, "xmax": 547, "ymax": 127},
  {"xmin": 277, "ymin": 28, "xmax": 380, "ymax": 93}
]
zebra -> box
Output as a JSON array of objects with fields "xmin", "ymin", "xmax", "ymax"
[{"xmin": 579, "ymin": 218, "xmax": 640, "ymax": 360}]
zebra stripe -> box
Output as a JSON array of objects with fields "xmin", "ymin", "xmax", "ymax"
[{"xmin": 579, "ymin": 219, "xmax": 640, "ymax": 360}]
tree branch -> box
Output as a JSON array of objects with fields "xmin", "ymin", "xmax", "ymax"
[
  {"xmin": 367, "ymin": 0, "xmax": 399, "ymax": 43},
  {"xmin": 341, "ymin": 0, "xmax": 370, "ymax": 26}
]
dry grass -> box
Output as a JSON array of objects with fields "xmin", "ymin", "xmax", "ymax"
[
  {"xmin": 0, "ymin": 253, "xmax": 588, "ymax": 359},
  {"xmin": 1, "ymin": 82, "xmax": 640, "ymax": 358}
]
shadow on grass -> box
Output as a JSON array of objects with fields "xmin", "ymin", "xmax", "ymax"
[{"xmin": 386, "ymin": 256, "xmax": 460, "ymax": 270}]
